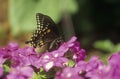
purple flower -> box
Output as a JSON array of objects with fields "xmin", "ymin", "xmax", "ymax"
[
  {"xmin": 108, "ymin": 52, "xmax": 120, "ymax": 67},
  {"xmin": 38, "ymin": 52, "xmax": 68, "ymax": 71},
  {"xmin": 0, "ymin": 47, "xmax": 9, "ymax": 58},
  {"xmin": 70, "ymin": 41, "xmax": 86, "ymax": 62},
  {"xmin": 0, "ymin": 57, "xmax": 4, "ymax": 77},
  {"xmin": 99, "ymin": 52, "xmax": 120, "ymax": 79},
  {"xmin": 34, "ymin": 36, "xmax": 85, "ymax": 71},
  {"xmin": 6, "ymin": 66, "xmax": 34, "ymax": 79},
  {"xmin": 32, "ymin": 36, "xmax": 78, "ymax": 71},
  {"xmin": 7, "ymin": 42, "xmax": 19, "ymax": 51},
  {"xmin": 16, "ymin": 47, "xmax": 40, "ymax": 67},
  {"xmin": 0, "ymin": 67, "xmax": 4, "ymax": 77},
  {"xmin": 91, "ymin": 52, "xmax": 120, "ymax": 79},
  {"xmin": 78, "ymin": 52, "xmax": 120, "ymax": 79},
  {"xmin": 100, "ymin": 66, "xmax": 120, "ymax": 79},
  {"xmin": 56, "ymin": 36, "xmax": 78, "ymax": 56},
  {"xmin": 0, "ymin": 36, "xmax": 87, "ymax": 79},
  {"xmin": 55, "ymin": 56, "xmax": 107, "ymax": 79},
  {"xmin": 75, "ymin": 56, "xmax": 105, "ymax": 79},
  {"xmin": 55, "ymin": 67, "xmax": 83, "ymax": 79},
  {"xmin": 76, "ymin": 56, "xmax": 103, "ymax": 71},
  {"xmin": 3, "ymin": 43, "xmax": 40, "ymax": 67},
  {"xmin": 0, "ymin": 43, "xmax": 20, "ymax": 67}
]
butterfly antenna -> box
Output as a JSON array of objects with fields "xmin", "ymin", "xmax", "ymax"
[{"xmin": 25, "ymin": 41, "xmax": 31, "ymax": 44}]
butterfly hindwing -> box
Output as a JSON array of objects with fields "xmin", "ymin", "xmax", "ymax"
[{"xmin": 25, "ymin": 13, "xmax": 63, "ymax": 51}]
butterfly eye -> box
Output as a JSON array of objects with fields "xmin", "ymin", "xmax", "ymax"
[{"xmin": 25, "ymin": 13, "xmax": 64, "ymax": 51}]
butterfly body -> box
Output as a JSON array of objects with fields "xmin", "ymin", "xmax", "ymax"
[{"xmin": 25, "ymin": 13, "xmax": 63, "ymax": 51}]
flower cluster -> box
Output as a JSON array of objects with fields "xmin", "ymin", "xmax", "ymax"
[
  {"xmin": 0, "ymin": 36, "xmax": 120, "ymax": 79},
  {"xmin": 56, "ymin": 52, "xmax": 120, "ymax": 79}
]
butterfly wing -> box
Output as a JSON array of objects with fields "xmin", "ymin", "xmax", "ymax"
[{"xmin": 25, "ymin": 13, "xmax": 63, "ymax": 50}]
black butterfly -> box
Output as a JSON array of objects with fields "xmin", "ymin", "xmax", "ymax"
[{"xmin": 25, "ymin": 13, "xmax": 63, "ymax": 51}]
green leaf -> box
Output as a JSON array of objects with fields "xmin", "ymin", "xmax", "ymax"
[
  {"xmin": 3, "ymin": 65, "xmax": 10, "ymax": 73},
  {"xmin": 32, "ymin": 72, "xmax": 47, "ymax": 79},
  {"xmin": 94, "ymin": 40, "xmax": 120, "ymax": 53},
  {"xmin": 93, "ymin": 40, "xmax": 114, "ymax": 52},
  {"xmin": 9, "ymin": 0, "xmax": 78, "ymax": 36},
  {"xmin": 68, "ymin": 59, "xmax": 75, "ymax": 67},
  {"xmin": 114, "ymin": 43, "xmax": 120, "ymax": 52}
]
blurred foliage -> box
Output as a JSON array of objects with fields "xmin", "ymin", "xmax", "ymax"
[
  {"xmin": 0, "ymin": 27, "xmax": 6, "ymax": 39},
  {"xmin": 33, "ymin": 71, "xmax": 47, "ymax": 79},
  {"xmin": 9, "ymin": 0, "xmax": 78, "ymax": 36},
  {"xmin": 94, "ymin": 40, "xmax": 120, "ymax": 53},
  {"xmin": 3, "ymin": 65, "xmax": 10, "ymax": 74},
  {"xmin": 93, "ymin": 40, "xmax": 120, "ymax": 63},
  {"xmin": 68, "ymin": 60, "xmax": 75, "ymax": 67}
]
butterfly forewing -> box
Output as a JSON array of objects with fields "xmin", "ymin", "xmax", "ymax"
[{"xmin": 25, "ymin": 13, "xmax": 63, "ymax": 51}]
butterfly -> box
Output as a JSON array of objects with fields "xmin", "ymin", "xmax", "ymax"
[{"xmin": 25, "ymin": 13, "xmax": 63, "ymax": 51}]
